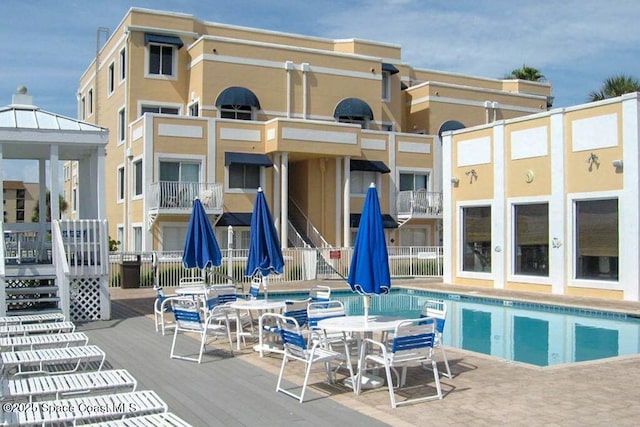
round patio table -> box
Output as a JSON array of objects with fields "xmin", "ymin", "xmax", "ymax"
[{"xmin": 228, "ymin": 300, "xmax": 287, "ymax": 351}]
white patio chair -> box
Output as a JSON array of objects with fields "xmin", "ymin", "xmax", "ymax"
[
  {"xmin": 421, "ymin": 298, "xmax": 452, "ymax": 378},
  {"xmin": 2, "ymin": 368, "xmax": 137, "ymax": 402},
  {"xmin": 358, "ymin": 317, "xmax": 443, "ymax": 408},
  {"xmin": 0, "ymin": 344, "xmax": 106, "ymax": 378},
  {"xmin": 285, "ymin": 285, "xmax": 332, "ymax": 305},
  {"xmin": 170, "ymin": 297, "xmax": 234, "ymax": 363},
  {"xmin": 307, "ymin": 300, "xmax": 353, "ymax": 347},
  {"xmin": 256, "ymin": 301, "xmax": 309, "ymax": 357},
  {"xmin": 276, "ymin": 315, "xmax": 355, "ymax": 403},
  {"xmin": 154, "ymin": 286, "xmax": 180, "ymax": 335},
  {"xmin": 0, "ymin": 331, "xmax": 88, "ymax": 352}
]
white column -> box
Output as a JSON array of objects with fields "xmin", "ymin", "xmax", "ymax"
[
  {"xmin": 280, "ymin": 153, "xmax": 288, "ymax": 249},
  {"xmin": 442, "ymin": 132, "xmax": 453, "ymax": 284},
  {"xmin": 621, "ymin": 96, "xmax": 640, "ymax": 300},
  {"xmin": 96, "ymin": 147, "xmax": 106, "ymax": 219},
  {"xmin": 273, "ymin": 153, "xmax": 281, "ymax": 234},
  {"xmin": 343, "ymin": 156, "xmax": 351, "ymax": 247},
  {"xmin": 549, "ymin": 110, "xmax": 566, "ymax": 295},
  {"xmin": 38, "ymin": 159, "xmax": 47, "ymax": 227},
  {"xmin": 285, "ymin": 61, "xmax": 293, "ymax": 118},
  {"xmin": 335, "ymin": 158, "xmax": 342, "ymax": 246},
  {"xmin": 492, "ymin": 123, "xmax": 505, "ymax": 289},
  {"xmin": 302, "ymin": 63, "xmax": 310, "ymax": 119},
  {"xmin": 49, "ymin": 146, "xmax": 60, "ymax": 221}
]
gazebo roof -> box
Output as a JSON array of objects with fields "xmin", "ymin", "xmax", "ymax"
[{"xmin": 0, "ymin": 88, "xmax": 108, "ymax": 160}]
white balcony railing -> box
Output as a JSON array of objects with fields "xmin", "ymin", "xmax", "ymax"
[
  {"xmin": 149, "ymin": 181, "xmax": 223, "ymax": 211},
  {"xmin": 396, "ymin": 190, "xmax": 443, "ymax": 217}
]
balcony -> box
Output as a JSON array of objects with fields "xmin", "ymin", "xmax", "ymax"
[
  {"xmin": 396, "ymin": 190, "xmax": 442, "ymax": 220},
  {"xmin": 148, "ymin": 181, "xmax": 223, "ymax": 213}
]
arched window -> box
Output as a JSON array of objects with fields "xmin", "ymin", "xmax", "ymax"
[
  {"xmin": 215, "ymin": 87, "xmax": 261, "ymax": 120},
  {"xmin": 334, "ymin": 98, "xmax": 374, "ymax": 129}
]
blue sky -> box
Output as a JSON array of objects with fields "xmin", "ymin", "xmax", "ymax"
[{"xmin": 1, "ymin": 0, "xmax": 640, "ymax": 180}]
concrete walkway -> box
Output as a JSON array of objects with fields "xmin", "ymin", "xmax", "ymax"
[{"xmin": 102, "ymin": 280, "xmax": 640, "ymax": 426}]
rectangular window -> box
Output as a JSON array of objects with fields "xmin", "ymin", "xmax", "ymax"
[
  {"xmin": 220, "ymin": 106, "xmax": 252, "ymax": 120},
  {"xmin": 399, "ymin": 172, "xmax": 429, "ymax": 191},
  {"xmin": 189, "ymin": 102, "xmax": 199, "ymax": 117},
  {"xmin": 108, "ymin": 62, "xmax": 115, "ymax": 94},
  {"xmin": 88, "ymin": 89, "xmax": 93, "ymax": 116},
  {"xmin": 116, "ymin": 226, "xmax": 124, "ymax": 251},
  {"xmin": 119, "ymin": 47, "xmax": 126, "ymax": 81},
  {"xmin": 350, "ymin": 170, "xmax": 377, "ymax": 195},
  {"xmin": 133, "ymin": 226, "xmax": 142, "ymax": 251},
  {"xmin": 462, "ymin": 206, "xmax": 491, "ymax": 272},
  {"xmin": 80, "ymin": 97, "xmax": 86, "ymax": 120},
  {"xmin": 514, "ymin": 203, "xmax": 549, "ymax": 276},
  {"xmin": 117, "ymin": 166, "xmax": 125, "ymax": 201},
  {"xmin": 118, "ymin": 108, "xmax": 126, "ymax": 142},
  {"xmin": 140, "ymin": 105, "xmax": 179, "ymax": 116},
  {"xmin": 72, "ymin": 188, "xmax": 77, "ymax": 212},
  {"xmin": 228, "ymin": 164, "xmax": 260, "ymax": 189},
  {"xmin": 148, "ymin": 44, "xmax": 174, "ymax": 76},
  {"xmin": 575, "ymin": 199, "xmax": 618, "ymax": 280},
  {"xmin": 133, "ymin": 159, "xmax": 143, "ymax": 196},
  {"xmin": 381, "ymin": 71, "xmax": 391, "ymax": 101}
]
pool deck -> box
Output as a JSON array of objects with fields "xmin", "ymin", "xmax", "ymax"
[{"xmin": 86, "ymin": 279, "xmax": 640, "ymax": 426}]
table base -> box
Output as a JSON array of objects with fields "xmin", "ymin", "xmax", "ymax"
[{"xmin": 343, "ymin": 374, "xmax": 384, "ymax": 390}]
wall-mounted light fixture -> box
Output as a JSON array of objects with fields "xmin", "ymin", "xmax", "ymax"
[
  {"xmin": 465, "ymin": 169, "xmax": 478, "ymax": 182},
  {"xmin": 450, "ymin": 177, "xmax": 459, "ymax": 185},
  {"xmin": 612, "ymin": 159, "xmax": 623, "ymax": 169}
]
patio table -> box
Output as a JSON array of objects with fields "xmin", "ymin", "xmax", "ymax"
[
  {"xmin": 228, "ymin": 300, "xmax": 286, "ymax": 351},
  {"xmin": 317, "ymin": 315, "xmax": 405, "ymax": 391}
]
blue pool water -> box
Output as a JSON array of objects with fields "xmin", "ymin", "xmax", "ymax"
[{"xmin": 272, "ymin": 288, "xmax": 640, "ymax": 367}]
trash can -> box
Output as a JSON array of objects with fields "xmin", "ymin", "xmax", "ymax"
[{"xmin": 121, "ymin": 254, "xmax": 141, "ymax": 289}]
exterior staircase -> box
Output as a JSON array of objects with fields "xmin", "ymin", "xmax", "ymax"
[{"xmin": 3, "ymin": 265, "xmax": 61, "ymax": 316}]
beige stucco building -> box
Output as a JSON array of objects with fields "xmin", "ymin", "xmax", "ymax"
[
  {"xmin": 73, "ymin": 7, "xmax": 551, "ymax": 254},
  {"xmin": 443, "ymin": 93, "xmax": 640, "ymax": 301},
  {"xmin": 3, "ymin": 181, "xmax": 38, "ymax": 223}
]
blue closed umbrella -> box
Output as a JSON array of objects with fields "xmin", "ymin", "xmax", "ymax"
[
  {"xmin": 245, "ymin": 188, "xmax": 284, "ymax": 300},
  {"xmin": 347, "ymin": 183, "xmax": 391, "ymax": 320},
  {"xmin": 183, "ymin": 198, "xmax": 222, "ymax": 270}
]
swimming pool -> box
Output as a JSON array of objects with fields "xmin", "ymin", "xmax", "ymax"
[{"xmin": 274, "ymin": 288, "xmax": 640, "ymax": 367}]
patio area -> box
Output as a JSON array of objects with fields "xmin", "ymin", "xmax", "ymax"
[{"xmin": 78, "ymin": 280, "xmax": 640, "ymax": 426}]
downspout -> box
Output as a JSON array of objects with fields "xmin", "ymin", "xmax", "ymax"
[{"xmin": 492, "ymin": 102, "xmax": 499, "ymax": 122}]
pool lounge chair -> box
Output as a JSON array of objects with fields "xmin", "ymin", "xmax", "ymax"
[
  {"xmin": 0, "ymin": 321, "xmax": 76, "ymax": 337},
  {"xmin": 1, "ymin": 390, "xmax": 168, "ymax": 426},
  {"xmin": 83, "ymin": 412, "xmax": 193, "ymax": 427},
  {"xmin": 0, "ymin": 331, "xmax": 89, "ymax": 352},
  {"xmin": 0, "ymin": 312, "xmax": 65, "ymax": 326},
  {"xmin": 0, "ymin": 344, "xmax": 106, "ymax": 378},
  {"xmin": 1, "ymin": 368, "xmax": 137, "ymax": 402}
]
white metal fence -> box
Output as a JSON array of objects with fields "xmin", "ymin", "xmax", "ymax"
[{"xmin": 107, "ymin": 246, "xmax": 444, "ymax": 289}]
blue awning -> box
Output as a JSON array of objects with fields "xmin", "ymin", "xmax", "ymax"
[
  {"xmin": 334, "ymin": 98, "xmax": 374, "ymax": 121},
  {"xmin": 350, "ymin": 213, "xmax": 398, "ymax": 229},
  {"xmin": 438, "ymin": 120, "xmax": 466, "ymax": 136},
  {"xmin": 225, "ymin": 152, "xmax": 273, "ymax": 167},
  {"xmin": 350, "ymin": 159, "xmax": 390, "ymax": 174},
  {"xmin": 144, "ymin": 33, "xmax": 184, "ymax": 49},
  {"xmin": 217, "ymin": 212, "xmax": 252, "ymax": 227},
  {"xmin": 382, "ymin": 63, "xmax": 400, "ymax": 75},
  {"xmin": 215, "ymin": 87, "xmax": 261, "ymax": 108}
]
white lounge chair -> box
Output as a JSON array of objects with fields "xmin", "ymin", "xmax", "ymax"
[
  {"xmin": 0, "ymin": 321, "xmax": 76, "ymax": 337},
  {"xmin": 0, "ymin": 344, "xmax": 106, "ymax": 377},
  {"xmin": 1, "ymin": 368, "xmax": 137, "ymax": 402},
  {"xmin": 0, "ymin": 332, "xmax": 89, "ymax": 352},
  {"xmin": 1, "ymin": 390, "xmax": 168, "ymax": 426},
  {"xmin": 0, "ymin": 313, "xmax": 65, "ymax": 326},
  {"xmin": 83, "ymin": 412, "xmax": 192, "ymax": 427}
]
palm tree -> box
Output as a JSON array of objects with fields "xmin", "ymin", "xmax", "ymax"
[
  {"xmin": 31, "ymin": 191, "xmax": 68, "ymax": 222},
  {"xmin": 506, "ymin": 65, "xmax": 545, "ymax": 82},
  {"xmin": 588, "ymin": 75, "xmax": 640, "ymax": 101}
]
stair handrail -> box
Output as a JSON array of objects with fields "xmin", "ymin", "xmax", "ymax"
[
  {"xmin": 51, "ymin": 220, "xmax": 71, "ymax": 320},
  {"xmin": 286, "ymin": 220, "xmax": 310, "ymax": 248},
  {"xmin": 288, "ymin": 198, "xmax": 332, "ymax": 248}
]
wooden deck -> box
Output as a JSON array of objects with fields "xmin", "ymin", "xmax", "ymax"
[{"xmin": 77, "ymin": 299, "xmax": 390, "ymax": 427}]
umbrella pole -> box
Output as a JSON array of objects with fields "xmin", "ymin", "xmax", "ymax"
[
  {"xmin": 363, "ymin": 295, "xmax": 370, "ymax": 326},
  {"xmin": 262, "ymin": 275, "xmax": 268, "ymax": 301}
]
